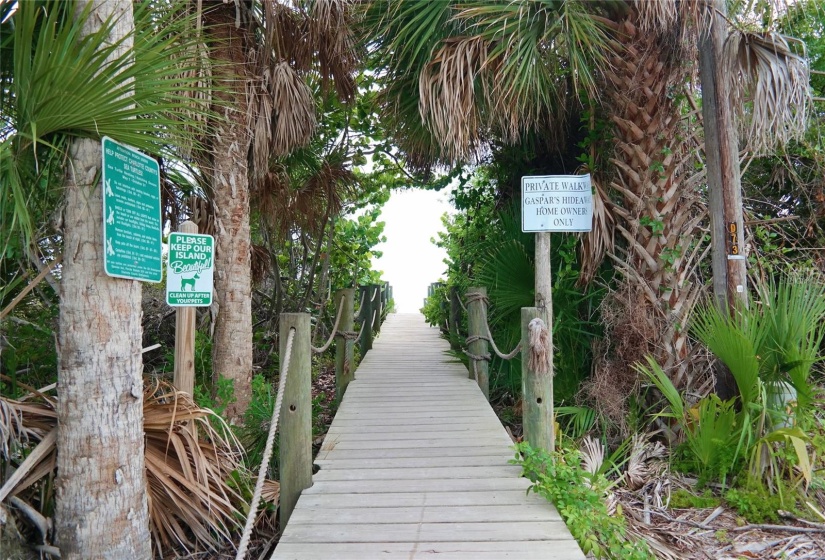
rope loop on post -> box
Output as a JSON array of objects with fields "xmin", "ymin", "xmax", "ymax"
[
  {"xmin": 311, "ymin": 297, "xmax": 345, "ymax": 354},
  {"xmin": 336, "ymin": 330, "xmax": 359, "ymax": 341},
  {"xmin": 370, "ymin": 286, "xmax": 379, "ymax": 302},
  {"xmin": 465, "ymin": 291, "xmax": 489, "ymax": 304},
  {"xmin": 235, "ymin": 327, "xmax": 296, "ymax": 560},
  {"xmin": 528, "ymin": 317, "xmax": 551, "ymax": 375}
]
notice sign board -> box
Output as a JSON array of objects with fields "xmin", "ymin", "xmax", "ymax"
[
  {"xmin": 166, "ymin": 233, "xmax": 214, "ymax": 307},
  {"xmin": 521, "ymin": 174, "xmax": 593, "ymax": 233},
  {"xmin": 102, "ymin": 137, "xmax": 162, "ymax": 282}
]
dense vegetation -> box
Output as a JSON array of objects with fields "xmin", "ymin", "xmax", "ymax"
[{"xmin": 2, "ymin": 0, "xmax": 825, "ymax": 558}]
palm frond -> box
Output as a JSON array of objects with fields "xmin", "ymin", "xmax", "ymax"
[
  {"xmin": 0, "ymin": 0, "xmax": 211, "ymax": 250},
  {"xmin": 725, "ymin": 30, "xmax": 810, "ymax": 155}
]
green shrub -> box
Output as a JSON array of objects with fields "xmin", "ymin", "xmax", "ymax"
[{"xmin": 514, "ymin": 441, "xmax": 653, "ymax": 560}]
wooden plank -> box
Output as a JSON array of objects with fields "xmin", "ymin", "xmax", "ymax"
[
  {"xmin": 272, "ymin": 541, "xmax": 585, "ymax": 560},
  {"xmin": 287, "ymin": 504, "xmax": 560, "ymax": 525},
  {"xmin": 320, "ymin": 437, "xmax": 513, "ymax": 450},
  {"xmin": 294, "ymin": 490, "xmax": 548, "ymax": 509},
  {"xmin": 322, "ymin": 429, "xmax": 508, "ymax": 441},
  {"xmin": 303, "ymin": 478, "xmax": 532, "ymax": 495},
  {"xmin": 279, "ymin": 521, "xmax": 570, "ymax": 543},
  {"xmin": 316, "ymin": 444, "xmax": 514, "ymax": 461},
  {"xmin": 314, "ymin": 455, "xmax": 515, "ymax": 470},
  {"xmin": 313, "ymin": 466, "xmax": 522, "ymax": 481}
]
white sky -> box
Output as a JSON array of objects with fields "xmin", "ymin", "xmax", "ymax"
[{"xmin": 372, "ymin": 189, "xmax": 454, "ymax": 313}]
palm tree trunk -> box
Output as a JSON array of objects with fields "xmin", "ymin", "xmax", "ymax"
[
  {"xmin": 204, "ymin": 4, "xmax": 254, "ymax": 423},
  {"xmin": 601, "ymin": 16, "xmax": 706, "ymax": 387},
  {"xmin": 55, "ymin": 2, "xmax": 151, "ymax": 557}
]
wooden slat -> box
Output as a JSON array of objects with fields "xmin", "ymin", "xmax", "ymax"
[{"xmin": 271, "ymin": 313, "xmax": 584, "ymax": 560}]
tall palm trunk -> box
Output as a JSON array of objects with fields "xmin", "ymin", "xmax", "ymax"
[
  {"xmin": 601, "ymin": 16, "xmax": 706, "ymax": 388},
  {"xmin": 204, "ymin": 4, "xmax": 253, "ymax": 422},
  {"xmin": 56, "ymin": 1, "xmax": 151, "ymax": 557}
]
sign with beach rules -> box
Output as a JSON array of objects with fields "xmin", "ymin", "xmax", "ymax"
[
  {"xmin": 165, "ymin": 233, "xmax": 214, "ymax": 307},
  {"xmin": 101, "ymin": 136, "xmax": 163, "ymax": 282}
]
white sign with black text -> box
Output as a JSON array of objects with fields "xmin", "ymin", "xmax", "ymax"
[{"xmin": 521, "ymin": 174, "xmax": 593, "ymax": 233}]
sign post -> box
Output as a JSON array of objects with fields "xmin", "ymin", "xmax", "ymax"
[
  {"xmin": 166, "ymin": 223, "xmax": 214, "ymax": 397},
  {"xmin": 102, "ymin": 136, "xmax": 162, "ymax": 282},
  {"xmin": 521, "ymin": 174, "xmax": 593, "ymax": 451}
]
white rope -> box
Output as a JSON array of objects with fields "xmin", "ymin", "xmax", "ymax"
[
  {"xmin": 355, "ymin": 316, "xmax": 367, "ymax": 343},
  {"xmin": 370, "ymin": 286, "xmax": 379, "ymax": 302},
  {"xmin": 357, "ymin": 289, "xmax": 366, "ymax": 313},
  {"xmin": 311, "ymin": 297, "xmax": 345, "ymax": 354},
  {"xmin": 484, "ymin": 321, "xmax": 522, "ymax": 360},
  {"xmin": 235, "ymin": 327, "xmax": 295, "ymax": 560}
]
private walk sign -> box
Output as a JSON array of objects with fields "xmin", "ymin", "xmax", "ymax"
[
  {"xmin": 102, "ymin": 136, "xmax": 163, "ymax": 282},
  {"xmin": 166, "ymin": 233, "xmax": 214, "ymax": 307},
  {"xmin": 521, "ymin": 174, "xmax": 593, "ymax": 233}
]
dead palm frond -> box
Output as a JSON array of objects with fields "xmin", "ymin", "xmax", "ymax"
[
  {"xmin": 624, "ymin": 433, "xmax": 667, "ymax": 490},
  {"xmin": 143, "ymin": 380, "xmax": 247, "ymax": 556},
  {"xmin": 419, "ymin": 36, "xmax": 488, "ymax": 162},
  {"xmin": 1, "ymin": 383, "xmax": 251, "ymax": 557},
  {"xmin": 310, "ymin": 0, "xmax": 358, "ymax": 102},
  {"xmin": 580, "ymin": 435, "xmax": 605, "ymax": 476},
  {"xmin": 725, "ymin": 30, "xmax": 810, "ymax": 155},
  {"xmin": 270, "ymin": 61, "xmax": 317, "ymax": 157}
]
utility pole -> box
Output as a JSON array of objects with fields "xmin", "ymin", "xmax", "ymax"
[
  {"xmin": 698, "ymin": 0, "xmax": 747, "ymax": 399},
  {"xmin": 698, "ymin": 0, "xmax": 748, "ymax": 312}
]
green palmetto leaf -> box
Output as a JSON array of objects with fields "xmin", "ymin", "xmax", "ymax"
[{"xmin": 1, "ymin": 0, "xmax": 212, "ymax": 253}]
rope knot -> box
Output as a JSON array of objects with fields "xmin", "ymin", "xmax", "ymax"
[{"xmin": 528, "ymin": 317, "xmax": 551, "ymax": 375}]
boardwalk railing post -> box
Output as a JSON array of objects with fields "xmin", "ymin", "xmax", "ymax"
[
  {"xmin": 371, "ymin": 283, "xmax": 382, "ymax": 334},
  {"xmin": 173, "ymin": 220, "xmax": 199, "ymax": 396},
  {"xmin": 279, "ymin": 312, "xmax": 312, "ymax": 527},
  {"xmin": 359, "ymin": 285, "xmax": 373, "ymax": 355},
  {"xmin": 448, "ymin": 286, "xmax": 461, "ymax": 351},
  {"xmin": 467, "ymin": 287, "xmax": 490, "ymax": 399},
  {"xmin": 334, "ymin": 288, "xmax": 355, "ymax": 404},
  {"xmin": 521, "ymin": 307, "xmax": 554, "ymax": 453}
]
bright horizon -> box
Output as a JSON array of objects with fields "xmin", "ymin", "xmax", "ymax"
[{"xmin": 371, "ymin": 189, "xmax": 454, "ymax": 313}]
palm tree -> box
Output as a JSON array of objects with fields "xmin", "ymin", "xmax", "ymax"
[
  {"xmin": 1, "ymin": 1, "xmax": 209, "ymax": 556},
  {"xmin": 198, "ymin": 0, "xmax": 357, "ymax": 422}
]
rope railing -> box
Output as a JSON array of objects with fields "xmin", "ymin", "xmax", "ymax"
[
  {"xmin": 357, "ymin": 289, "xmax": 366, "ymax": 315},
  {"xmin": 370, "ymin": 286, "xmax": 379, "ymax": 302},
  {"xmin": 235, "ymin": 327, "xmax": 295, "ymax": 560},
  {"xmin": 311, "ymin": 297, "xmax": 345, "ymax": 354}
]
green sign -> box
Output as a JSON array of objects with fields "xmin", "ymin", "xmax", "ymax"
[
  {"xmin": 166, "ymin": 233, "xmax": 214, "ymax": 307},
  {"xmin": 102, "ymin": 137, "xmax": 162, "ymax": 282}
]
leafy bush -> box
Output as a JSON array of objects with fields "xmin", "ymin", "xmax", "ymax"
[{"xmin": 514, "ymin": 441, "xmax": 653, "ymax": 560}]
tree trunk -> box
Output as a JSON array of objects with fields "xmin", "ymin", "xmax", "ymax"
[
  {"xmin": 55, "ymin": 2, "xmax": 151, "ymax": 558},
  {"xmin": 204, "ymin": 4, "xmax": 254, "ymax": 423}
]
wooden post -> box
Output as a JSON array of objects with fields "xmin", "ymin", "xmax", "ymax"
[
  {"xmin": 522, "ymin": 307, "xmax": 554, "ymax": 453},
  {"xmin": 467, "ymin": 287, "xmax": 490, "ymax": 399},
  {"xmin": 359, "ymin": 285, "xmax": 373, "ymax": 355},
  {"xmin": 173, "ymin": 220, "xmax": 198, "ymax": 396},
  {"xmin": 370, "ymin": 283, "xmax": 382, "ymax": 334},
  {"xmin": 699, "ymin": 0, "xmax": 747, "ymax": 313},
  {"xmin": 278, "ymin": 313, "xmax": 312, "ymax": 528},
  {"xmin": 698, "ymin": 0, "xmax": 745, "ymax": 399},
  {"xmin": 448, "ymin": 286, "xmax": 461, "ymax": 351},
  {"xmin": 334, "ymin": 288, "xmax": 355, "ymax": 404}
]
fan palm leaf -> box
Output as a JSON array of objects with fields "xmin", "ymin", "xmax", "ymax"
[{"xmin": 0, "ymin": 0, "xmax": 210, "ymax": 253}]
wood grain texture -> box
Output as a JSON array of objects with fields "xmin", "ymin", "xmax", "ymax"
[{"xmin": 270, "ymin": 313, "xmax": 584, "ymax": 559}]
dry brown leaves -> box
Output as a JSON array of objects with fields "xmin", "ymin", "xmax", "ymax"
[
  {"xmin": 0, "ymin": 382, "xmax": 253, "ymax": 557},
  {"xmin": 619, "ymin": 484, "xmax": 825, "ymax": 559}
]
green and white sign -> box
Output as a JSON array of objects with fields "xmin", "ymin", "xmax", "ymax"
[
  {"xmin": 166, "ymin": 233, "xmax": 214, "ymax": 307},
  {"xmin": 102, "ymin": 136, "xmax": 163, "ymax": 282}
]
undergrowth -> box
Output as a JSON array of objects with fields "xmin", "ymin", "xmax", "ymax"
[{"xmin": 513, "ymin": 441, "xmax": 654, "ymax": 560}]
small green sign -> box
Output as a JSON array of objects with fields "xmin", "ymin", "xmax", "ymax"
[
  {"xmin": 166, "ymin": 233, "xmax": 214, "ymax": 307},
  {"xmin": 102, "ymin": 137, "xmax": 162, "ymax": 282}
]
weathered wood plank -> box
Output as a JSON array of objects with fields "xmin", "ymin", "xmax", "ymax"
[
  {"xmin": 287, "ymin": 504, "xmax": 560, "ymax": 524},
  {"xmin": 272, "ymin": 541, "xmax": 585, "ymax": 560},
  {"xmin": 312, "ymin": 466, "xmax": 522, "ymax": 481}
]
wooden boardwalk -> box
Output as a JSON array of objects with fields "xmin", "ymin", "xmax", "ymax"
[{"xmin": 272, "ymin": 313, "xmax": 584, "ymax": 559}]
